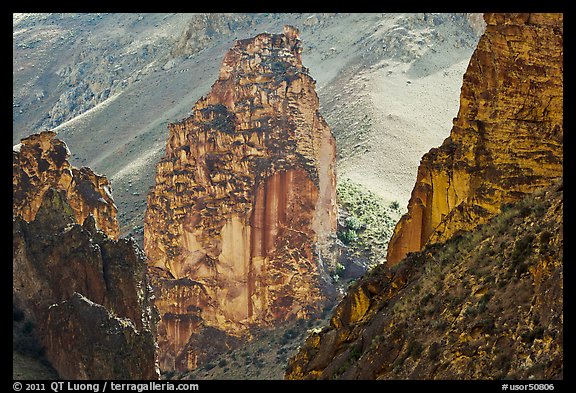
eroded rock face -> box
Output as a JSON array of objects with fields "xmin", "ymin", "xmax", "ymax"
[
  {"xmin": 386, "ymin": 13, "xmax": 563, "ymax": 266},
  {"xmin": 13, "ymin": 188, "xmax": 159, "ymax": 380},
  {"xmin": 13, "ymin": 130, "xmax": 119, "ymax": 239},
  {"xmin": 144, "ymin": 25, "xmax": 338, "ymax": 371}
]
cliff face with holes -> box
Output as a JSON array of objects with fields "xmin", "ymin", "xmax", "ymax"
[
  {"xmin": 144, "ymin": 25, "xmax": 338, "ymax": 371},
  {"xmin": 386, "ymin": 13, "xmax": 563, "ymax": 266},
  {"xmin": 13, "ymin": 131, "xmax": 119, "ymax": 239}
]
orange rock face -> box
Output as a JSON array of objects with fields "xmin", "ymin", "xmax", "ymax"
[
  {"xmin": 13, "ymin": 131, "xmax": 119, "ymax": 239},
  {"xmin": 144, "ymin": 25, "xmax": 338, "ymax": 371},
  {"xmin": 386, "ymin": 13, "xmax": 563, "ymax": 266}
]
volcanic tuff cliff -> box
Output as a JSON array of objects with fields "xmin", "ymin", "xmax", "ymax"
[
  {"xmin": 144, "ymin": 25, "xmax": 338, "ymax": 371},
  {"xmin": 13, "ymin": 132, "xmax": 158, "ymax": 379},
  {"xmin": 386, "ymin": 13, "xmax": 563, "ymax": 266},
  {"xmin": 13, "ymin": 131, "xmax": 119, "ymax": 239}
]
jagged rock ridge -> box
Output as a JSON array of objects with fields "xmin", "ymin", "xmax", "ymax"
[
  {"xmin": 386, "ymin": 13, "xmax": 563, "ymax": 266},
  {"xmin": 285, "ymin": 12, "xmax": 563, "ymax": 381},
  {"xmin": 13, "ymin": 130, "xmax": 119, "ymax": 239},
  {"xmin": 144, "ymin": 25, "xmax": 338, "ymax": 371}
]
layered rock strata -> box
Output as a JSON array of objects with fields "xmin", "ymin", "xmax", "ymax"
[
  {"xmin": 386, "ymin": 13, "xmax": 563, "ymax": 266},
  {"xmin": 13, "ymin": 130, "xmax": 119, "ymax": 239},
  {"xmin": 13, "ymin": 188, "xmax": 159, "ymax": 379},
  {"xmin": 144, "ymin": 25, "xmax": 338, "ymax": 371}
]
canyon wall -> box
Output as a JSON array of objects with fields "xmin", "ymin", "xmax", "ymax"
[
  {"xmin": 386, "ymin": 13, "xmax": 563, "ymax": 266},
  {"xmin": 13, "ymin": 130, "xmax": 119, "ymax": 239},
  {"xmin": 144, "ymin": 25, "xmax": 338, "ymax": 371}
]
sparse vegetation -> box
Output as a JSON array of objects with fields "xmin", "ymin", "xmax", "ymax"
[
  {"xmin": 338, "ymin": 228, "xmax": 358, "ymax": 245},
  {"xmin": 13, "ymin": 304, "xmax": 59, "ymax": 379},
  {"xmin": 509, "ymin": 233, "xmax": 535, "ymax": 277},
  {"xmin": 296, "ymin": 182, "xmax": 562, "ymax": 379},
  {"xmin": 13, "ymin": 307, "xmax": 45, "ymax": 359},
  {"xmin": 349, "ymin": 346, "xmax": 362, "ymax": 361},
  {"xmin": 166, "ymin": 308, "xmax": 335, "ymax": 380},
  {"xmin": 336, "ymin": 177, "xmax": 401, "ymax": 264}
]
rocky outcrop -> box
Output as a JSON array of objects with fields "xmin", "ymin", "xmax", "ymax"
[
  {"xmin": 386, "ymin": 13, "xmax": 563, "ymax": 266},
  {"xmin": 286, "ymin": 178, "xmax": 563, "ymax": 379},
  {"xmin": 144, "ymin": 25, "xmax": 338, "ymax": 371},
  {"xmin": 13, "ymin": 188, "xmax": 159, "ymax": 379},
  {"xmin": 13, "ymin": 130, "xmax": 119, "ymax": 239}
]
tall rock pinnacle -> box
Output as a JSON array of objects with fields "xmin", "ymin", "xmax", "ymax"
[
  {"xmin": 144, "ymin": 25, "xmax": 338, "ymax": 371},
  {"xmin": 386, "ymin": 13, "xmax": 563, "ymax": 266}
]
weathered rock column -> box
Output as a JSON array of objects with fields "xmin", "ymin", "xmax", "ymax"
[
  {"xmin": 144, "ymin": 25, "xmax": 338, "ymax": 371},
  {"xmin": 13, "ymin": 130, "xmax": 119, "ymax": 239}
]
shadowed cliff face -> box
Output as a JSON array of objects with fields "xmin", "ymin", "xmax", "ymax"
[
  {"xmin": 13, "ymin": 189, "xmax": 159, "ymax": 380},
  {"xmin": 13, "ymin": 131, "xmax": 119, "ymax": 239},
  {"xmin": 144, "ymin": 25, "xmax": 338, "ymax": 371},
  {"xmin": 13, "ymin": 132, "xmax": 158, "ymax": 379},
  {"xmin": 386, "ymin": 13, "xmax": 563, "ymax": 266}
]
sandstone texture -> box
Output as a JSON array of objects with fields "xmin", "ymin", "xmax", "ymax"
[
  {"xmin": 144, "ymin": 25, "xmax": 338, "ymax": 371},
  {"xmin": 13, "ymin": 188, "xmax": 159, "ymax": 379},
  {"xmin": 13, "ymin": 130, "xmax": 119, "ymax": 239},
  {"xmin": 386, "ymin": 13, "xmax": 563, "ymax": 266},
  {"xmin": 286, "ymin": 178, "xmax": 563, "ymax": 379}
]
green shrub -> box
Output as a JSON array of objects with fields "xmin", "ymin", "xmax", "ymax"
[
  {"xmin": 407, "ymin": 339, "xmax": 423, "ymax": 358},
  {"xmin": 349, "ymin": 346, "xmax": 362, "ymax": 361},
  {"xmin": 478, "ymin": 293, "xmax": 491, "ymax": 313},
  {"xmin": 510, "ymin": 234, "xmax": 535, "ymax": 276},
  {"xmin": 280, "ymin": 328, "xmax": 298, "ymax": 345},
  {"xmin": 428, "ymin": 342, "xmax": 441, "ymax": 361},
  {"xmin": 344, "ymin": 216, "xmax": 364, "ymax": 231},
  {"xmin": 25, "ymin": 319, "xmax": 38, "ymax": 333},
  {"xmin": 13, "ymin": 304, "xmax": 25, "ymax": 322},
  {"xmin": 338, "ymin": 229, "xmax": 358, "ymax": 245},
  {"xmin": 420, "ymin": 292, "xmax": 434, "ymax": 306}
]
